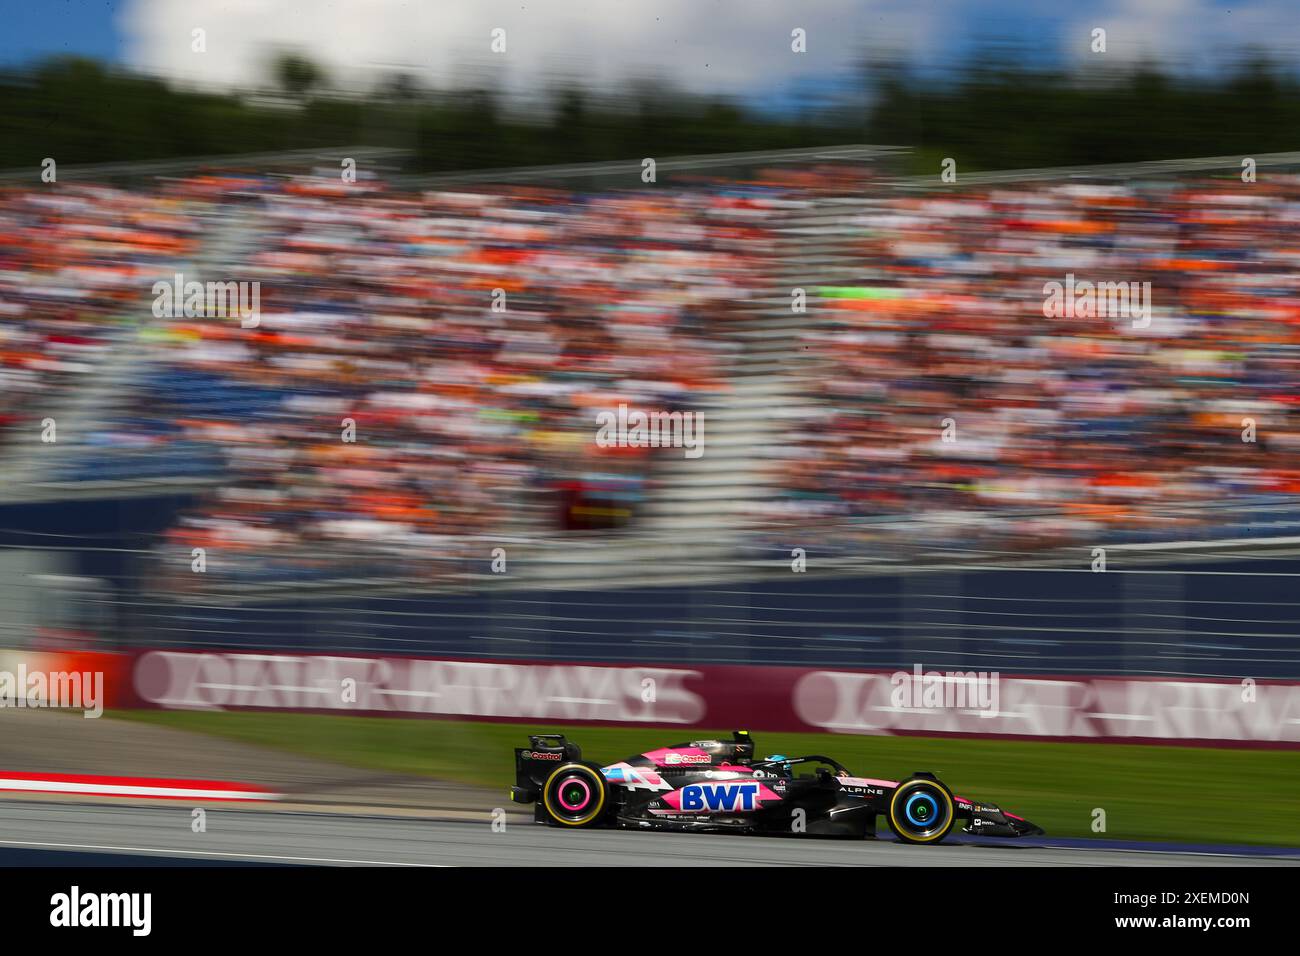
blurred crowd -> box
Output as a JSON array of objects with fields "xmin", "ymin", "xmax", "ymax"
[
  {"xmin": 764, "ymin": 177, "xmax": 1300, "ymax": 550},
  {"xmin": 5, "ymin": 166, "xmax": 1300, "ymax": 583},
  {"xmin": 0, "ymin": 184, "xmax": 205, "ymax": 441},
  {"xmin": 140, "ymin": 175, "xmax": 779, "ymax": 575}
]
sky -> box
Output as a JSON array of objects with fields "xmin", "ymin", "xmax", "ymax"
[{"xmin": 4, "ymin": 0, "xmax": 1300, "ymax": 107}]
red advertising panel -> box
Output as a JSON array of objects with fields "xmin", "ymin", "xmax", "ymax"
[{"xmin": 116, "ymin": 650, "xmax": 1300, "ymax": 748}]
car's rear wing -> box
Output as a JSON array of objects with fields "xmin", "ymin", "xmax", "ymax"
[{"xmin": 511, "ymin": 733, "xmax": 584, "ymax": 804}]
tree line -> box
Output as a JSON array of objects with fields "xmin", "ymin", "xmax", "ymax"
[{"xmin": 3, "ymin": 53, "xmax": 1297, "ymax": 175}]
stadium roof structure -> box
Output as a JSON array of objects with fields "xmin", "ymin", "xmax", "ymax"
[
  {"xmin": 394, "ymin": 144, "xmax": 907, "ymax": 188},
  {"xmin": 0, "ymin": 143, "xmax": 908, "ymax": 187},
  {"xmin": 894, "ymin": 149, "xmax": 1300, "ymax": 189},
  {"xmin": 0, "ymin": 145, "xmax": 411, "ymax": 184}
]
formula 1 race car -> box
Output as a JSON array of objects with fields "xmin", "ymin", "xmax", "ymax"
[{"xmin": 511, "ymin": 730, "xmax": 1043, "ymax": 844}]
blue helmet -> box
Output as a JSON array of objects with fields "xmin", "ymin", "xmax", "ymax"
[{"xmin": 763, "ymin": 754, "xmax": 793, "ymax": 776}]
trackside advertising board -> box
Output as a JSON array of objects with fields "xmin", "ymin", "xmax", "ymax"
[
  {"xmin": 2, "ymin": 649, "xmax": 1293, "ymax": 747},
  {"xmin": 110, "ymin": 650, "xmax": 1299, "ymax": 748}
]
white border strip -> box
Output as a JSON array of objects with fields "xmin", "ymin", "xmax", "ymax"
[{"xmin": 0, "ymin": 779, "xmax": 279, "ymax": 800}]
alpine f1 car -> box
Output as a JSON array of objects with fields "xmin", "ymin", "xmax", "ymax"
[{"xmin": 511, "ymin": 730, "xmax": 1042, "ymax": 844}]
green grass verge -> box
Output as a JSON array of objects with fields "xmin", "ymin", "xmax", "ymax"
[{"xmin": 115, "ymin": 710, "xmax": 1300, "ymax": 847}]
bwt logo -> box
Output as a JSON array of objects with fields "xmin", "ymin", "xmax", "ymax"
[{"xmin": 681, "ymin": 783, "xmax": 760, "ymax": 812}]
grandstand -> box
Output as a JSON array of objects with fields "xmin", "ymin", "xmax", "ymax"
[{"xmin": 1, "ymin": 146, "xmax": 1299, "ymax": 680}]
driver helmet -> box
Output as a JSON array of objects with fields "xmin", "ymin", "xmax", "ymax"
[{"xmin": 763, "ymin": 754, "xmax": 793, "ymax": 777}]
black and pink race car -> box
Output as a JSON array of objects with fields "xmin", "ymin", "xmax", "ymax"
[{"xmin": 511, "ymin": 730, "xmax": 1042, "ymax": 844}]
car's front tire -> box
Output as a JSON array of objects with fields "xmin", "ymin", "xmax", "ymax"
[
  {"xmin": 541, "ymin": 763, "xmax": 609, "ymax": 827},
  {"xmin": 888, "ymin": 778, "xmax": 956, "ymax": 845}
]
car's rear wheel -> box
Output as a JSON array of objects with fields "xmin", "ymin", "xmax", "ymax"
[
  {"xmin": 541, "ymin": 763, "xmax": 608, "ymax": 827},
  {"xmin": 888, "ymin": 778, "xmax": 956, "ymax": 845}
]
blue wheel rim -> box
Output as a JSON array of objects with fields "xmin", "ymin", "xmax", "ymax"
[{"xmin": 905, "ymin": 792, "xmax": 939, "ymax": 828}]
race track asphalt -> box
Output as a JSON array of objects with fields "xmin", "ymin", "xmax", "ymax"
[{"xmin": 1, "ymin": 800, "xmax": 1297, "ymax": 867}]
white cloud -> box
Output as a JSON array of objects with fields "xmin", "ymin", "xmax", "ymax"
[
  {"xmin": 1061, "ymin": 0, "xmax": 1300, "ymax": 73},
  {"xmin": 120, "ymin": 0, "xmax": 1300, "ymax": 104},
  {"xmin": 120, "ymin": 0, "xmax": 940, "ymax": 99}
]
